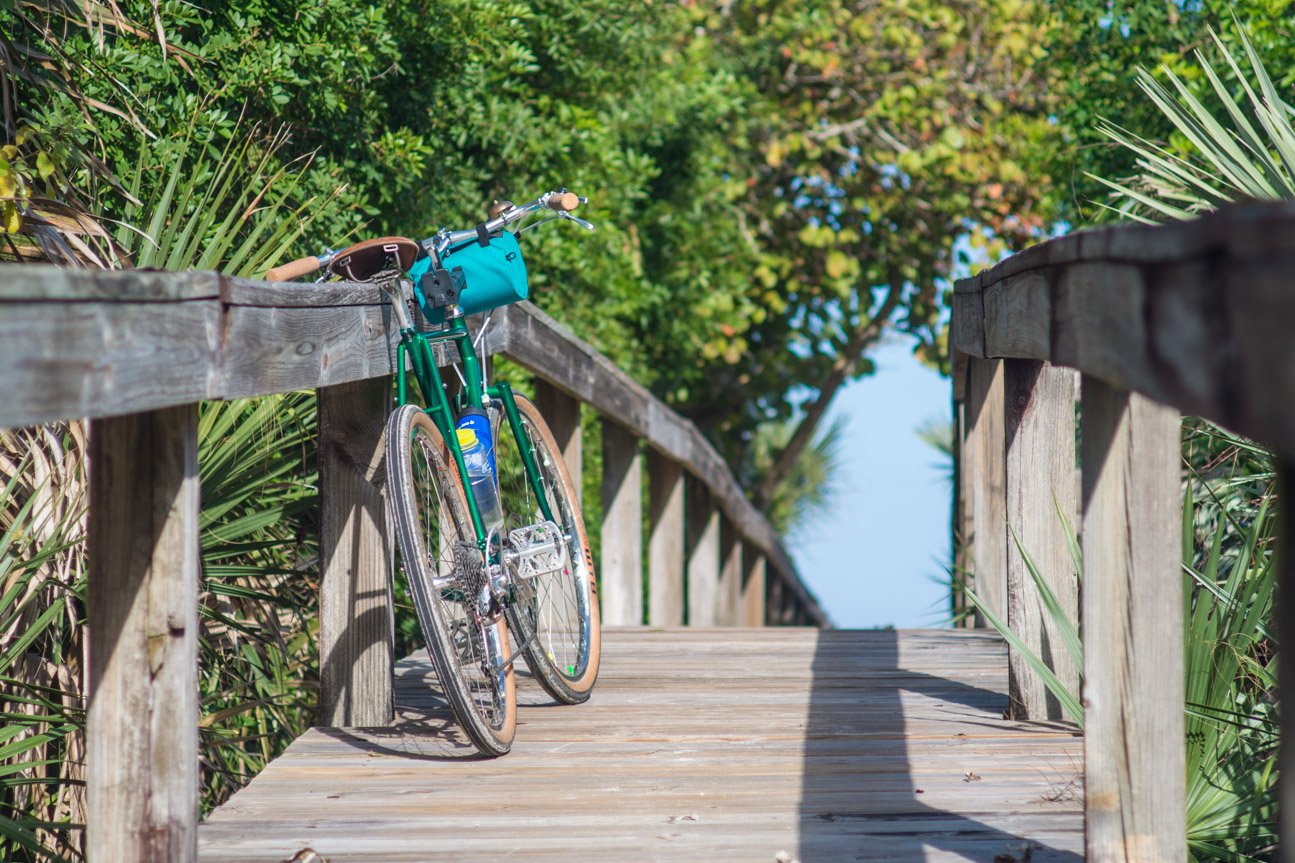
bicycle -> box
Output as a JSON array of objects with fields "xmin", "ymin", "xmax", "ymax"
[{"xmin": 266, "ymin": 190, "xmax": 602, "ymax": 755}]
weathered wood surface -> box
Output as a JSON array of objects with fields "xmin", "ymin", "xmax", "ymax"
[
  {"xmin": 963, "ymin": 356, "xmax": 1007, "ymax": 627},
  {"xmin": 317, "ymin": 378, "xmax": 394, "ymax": 727},
  {"xmin": 950, "ymin": 200, "xmax": 1295, "ymax": 462},
  {"xmin": 88, "ymin": 406, "xmax": 200, "ymax": 862},
  {"xmin": 647, "ymin": 450, "xmax": 685, "ymax": 626},
  {"xmin": 199, "ymin": 629, "xmax": 1083, "ymax": 862},
  {"xmin": 1080, "ymin": 379, "xmax": 1184, "ymax": 862},
  {"xmin": 685, "ymin": 481, "xmax": 721, "ymax": 626},
  {"xmin": 0, "ymin": 266, "xmax": 824, "ymax": 626},
  {"xmin": 598, "ymin": 419, "xmax": 643, "ymax": 625},
  {"xmin": 741, "ymin": 548, "xmax": 767, "ymax": 626},
  {"xmin": 1003, "ymin": 360, "xmax": 1079, "ymax": 721},
  {"xmin": 533, "ymin": 381, "xmax": 581, "ymax": 504}
]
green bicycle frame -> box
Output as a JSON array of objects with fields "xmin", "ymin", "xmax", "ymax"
[{"xmin": 393, "ymin": 315, "xmax": 556, "ymax": 550}]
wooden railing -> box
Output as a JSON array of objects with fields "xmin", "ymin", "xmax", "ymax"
[
  {"xmin": 950, "ymin": 200, "xmax": 1295, "ymax": 862},
  {"xmin": 0, "ymin": 266, "xmax": 825, "ymax": 861}
]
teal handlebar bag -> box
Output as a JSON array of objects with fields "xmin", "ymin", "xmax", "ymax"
[{"xmin": 409, "ymin": 231, "xmax": 528, "ymax": 321}]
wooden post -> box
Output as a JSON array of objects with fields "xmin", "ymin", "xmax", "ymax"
[
  {"xmin": 647, "ymin": 450, "xmax": 684, "ymax": 625},
  {"xmin": 741, "ymin": 547, "xmax": 766, "ymax": 627},
  {"xmin": 88, "ymin": 405, "xmax": 200, "ymax": 862},
  {"xmin": 685, "ymin": 479, "xmax": 720, "ymax": 626},
  {"xmin": 717, "ymin": 519, "xmax": 742, "ymax": 625},
  {"xmin": 534, "ymin": 381, "xmax": 581, "ymax": 505},
  {"xmin": 1080, "ymin": 376, "xmax": 1184, "ymax": 862},
  {"xmin": 767, "ymin": 571, "xmax": 787, "ymax": 625},
  {"xmin": 951, "ymin": 352, "xmax": 971, "ymax": 627},
  {"xmin": 318, "ymin": 378, "xmax": 394, "ymax": 727},
  {"xmin": 1278, "ymin": 462, "xmax": 1295, "ymax": 863},
  {"xmin": 964, "ymin": 356, "xmax": 1007, "ymax": 627},
  {"xmin": 1004, "ymin": 360, "xmax": 1080, "ymax": 721},
  {"xmin": 600, "ymin": 419, "xmax": 643, "ymax": 625}
]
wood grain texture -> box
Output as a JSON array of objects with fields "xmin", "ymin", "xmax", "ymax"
[
  {"xmin": 1080, "ymin": 378, "xmax": 1184, "ymax": 863},
  {"xmin": 218, "ymin": 305, "xmax": 397, "ymax": 399},
  {"xmin": 532, "ymin": 381, "xmax": 581, "ymax": 506},
  {"xmin": 0, "ymin": 263, "xmax": 220, "ymax": 301},
  {"xmin": 717, "ymin": 519, "xmax": 742, "ymax": 626},
  {"xmin": 685, "ymin": 481, "xmax": 720, "ymax": 627},
  {"xmin": 741, "ymin": 549, "xmax": 767, "ymax": 627},
  {"xmin": 0, "ymin": 265, "xmax": 823, "ymax": 624},
  {"xmin": 1004, "ymin": 360, "xmax": 1079, "ymax": 721},
  {"xmin": 599, "ymin": 420, "xmax": 643, "ymax": 626},
  {"xmin": 318, "ymin": 378, "xmax": 394, "ymax": 727},
  {"xmin": 647, "ymin": 451, "xmax": 685, "ymax": 626},
  {"xmin": 985, "ymin": 272, "xmax": 1051, "ymax": 361},
  {"xmin": 199, "ymin": 629, "xmax": 1084, "ymax": 862},
  {"xmin": 88, "ymin": 405, "xmax": 200, "ymax": 862},
  {"xmin": 964, "ymin": 357, "xmax": 1007, "ymax": 627},
  {"xmin": 0, "ymin": 300, "xmax": 221, "ymax": 428}
]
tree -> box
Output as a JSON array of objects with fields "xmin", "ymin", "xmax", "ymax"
[{"xmin": 667, "ymin": 1, "xmax": 1062, "ymax": 502}]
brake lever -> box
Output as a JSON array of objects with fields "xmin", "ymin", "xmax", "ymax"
[{"xmin": 560, "ymin": 211, "xmax": 596, "ymax": 231}]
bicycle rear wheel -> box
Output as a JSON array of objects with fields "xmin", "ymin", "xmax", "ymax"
[
  {"xmin": 495, "ymin": 394, "xmax": 601, "ymax": 704},
  {"xmin": 385, "ymin": 404, "xmax": 516, "ymax": 755}
]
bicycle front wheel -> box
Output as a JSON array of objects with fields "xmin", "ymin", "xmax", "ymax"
[
  {"xmin": 495, "ymin": 394, "xmax": 601, "ymax": 704},
  {"xmin": 385, "ymin": 404, "xmax": 516, "ymax": 755}
]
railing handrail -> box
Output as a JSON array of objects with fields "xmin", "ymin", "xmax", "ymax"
[
  {"xmin": 0, "ymin": 263, "xmax": 824, "ymax": 624},
  {"xmin": 951, "ymin": 199, "xmax": 1295, "ymax": 458},
  {"xmin": 949, "ymin": 198, "xmax": 1295, "ymax": 862}
]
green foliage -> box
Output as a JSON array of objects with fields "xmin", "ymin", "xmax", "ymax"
[
  {"xmin": 1092, "ymin": 20, "xmax": 1295, "ymax": 222},
  {"xmin": 1045, "ymin": 0, "xmax": 1295, "ymax": 222},
  {"xmin": 748, "ymin": 415, "xmax": 848, "ymax": 539}
]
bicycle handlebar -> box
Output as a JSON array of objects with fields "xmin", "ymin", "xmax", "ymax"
[
  {"xmin": 262, "ymin": 189, "xmax": 585, "ymax": 281},
  {"xmin": 438, "ymin": 189, "xmax": 584, "ymax": 250}
]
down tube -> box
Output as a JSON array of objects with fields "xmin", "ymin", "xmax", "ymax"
[{"xmin": 491, "ymin": 382, "xmax": 556, "ymax": 524}]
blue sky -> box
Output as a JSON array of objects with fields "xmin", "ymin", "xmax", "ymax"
[{"xmin": 786, "ymin": 336, "xmax": 953, "ymax": 629}]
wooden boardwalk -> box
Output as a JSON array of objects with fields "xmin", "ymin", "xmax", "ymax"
[{"xmin": 199, "ymin": 628, "xmax": 1083, "ymax": 862}]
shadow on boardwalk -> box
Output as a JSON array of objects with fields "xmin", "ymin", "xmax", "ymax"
[{"xmin": 798, "ymin": 629, "xmax": 1083, "ymax": 861}]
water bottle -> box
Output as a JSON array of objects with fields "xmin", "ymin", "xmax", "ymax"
[{"xmin": 456, "ymin": 427, "xmax": 503, "ymax": 535}]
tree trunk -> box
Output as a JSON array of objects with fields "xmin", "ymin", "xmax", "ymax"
[{"xmin": 753, "ymin": 284, "xmax": 901, "ymax": 508}]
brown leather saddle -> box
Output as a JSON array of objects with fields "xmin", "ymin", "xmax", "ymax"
[{"xmin": 327, "ymin": 236, "xmax": 421, "ymax": 282}]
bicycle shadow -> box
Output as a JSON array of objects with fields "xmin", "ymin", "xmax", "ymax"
[{"xmin": 319, "ymin": 648, "xmax": 562, "ymax": 762}]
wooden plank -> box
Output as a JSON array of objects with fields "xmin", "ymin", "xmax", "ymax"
[
  {"xmin": 199, "ymin": 629, "xmax": 1084, "ymax": 862},
  {"xmin": 599, "ymin": 419, "xmax": 643, "ymax": 626},
  {"xmin": 647, "ymin": 451, "xmax": 685, "ymax": 626},
  {"xmin": 963, "ymin": 356, "xmax": 1007, "ymax": 627},
  {"xmin": 533, "ymin": 381, "xmax": 582, "ymax": 506},
  {"xmin": 685, "ymin": 480, "xmax": 721, "ymax": 627},
  {"xmin": 218, "ymin": 305, "xmax": 397, "ymax": 399},
  {"xmin": 318, "ymin": 377, "xmax": 394, "ymax": 727},
  {"xmin": 88, "ymin": 405, "xmax": 200, "ymax": 862},
  {"xmin": 984, "ymin": 272, "xmax": 1051, "ymax": 361},
  {"xmin": 0, "ymin": 300, "xmax": 221, "ymax": 428},
  {"xmin": 951, "ymin": 389, "xmax": 971, "ymax": 628},
  {"xmin": 0, "ymin": 269, "xmax": 824, "ymax": 623},
  {"xmin": 741, "ymin": 549, "xmax": 766, "ymax": 627},
  {"xmin": 0, "ymin": 264, "xmax": 220, "ymax": 301},
  {"xmin": 1004, "ymin": 360, "xmax": 1079, "ymax": 721},
  {"xmin": 949, "ymin": 288, "xmax": 986, "ymax": 358},
  {"xmin": 1080, "ymin": 377, "xmax": 1184, "ymax": 862},
  {"xmin": 717, "ymin": 519, "xmax": 741, "ymax": 626}
]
